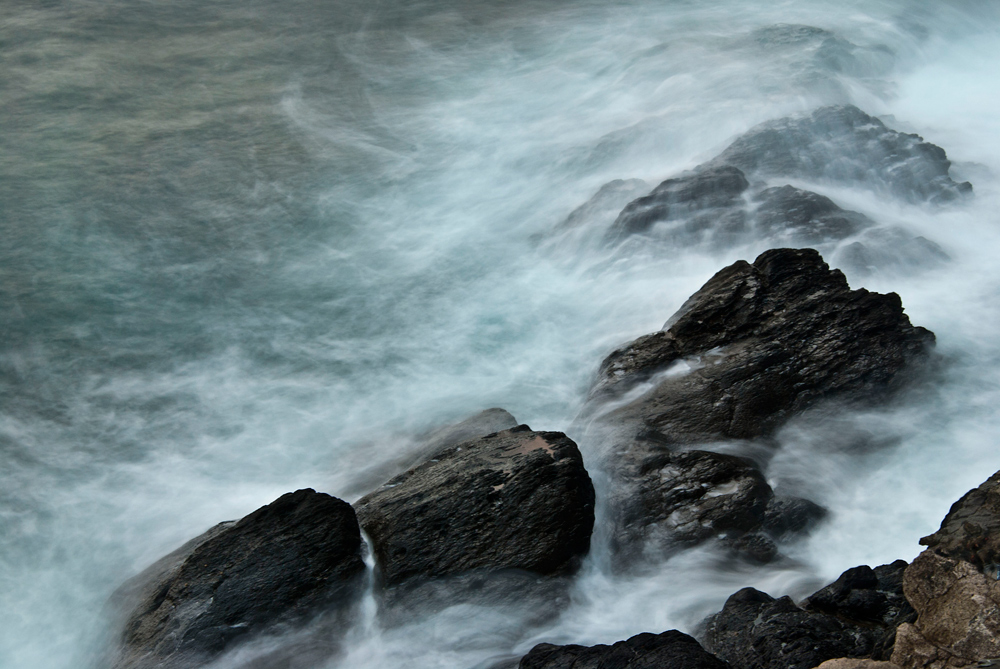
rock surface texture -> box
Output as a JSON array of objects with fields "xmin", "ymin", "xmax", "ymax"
[
  {"xmin": 109, "ymin": 489, "xmax": 365, "ymax": 669},
  {"xmin": 891, "ymin": 470, "xmax": 1000, "ymax": 669},
  {"xmin": 519, "ymin": 630, "xmax": 731, "ymax": 669},
  {"xmin": 354, "ymin": 425, "xmax": 595, "ymax": 586},
  {"xmin": 587, "ymin": 248, "xmax": 933, "ymax": 559}
]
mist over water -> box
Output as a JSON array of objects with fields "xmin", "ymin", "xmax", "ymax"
[{"xmin": 3, "ymin": 1, "xmax": 1000, "ymax": 667}]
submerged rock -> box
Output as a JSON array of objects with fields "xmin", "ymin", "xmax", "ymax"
[
  {"xmin": 709, "ymin": 105, "xmax": 971, "ymax": 203},
  {"xmin": 560, "ymin": 178, "xmax": 650, "ymax": 231},
  {"xmin": 753, "ymin": 185, "xmax": 871, "ymax": 244},
  {"xmin": 520, "ymin": 629, "xmax": 730, "ymax": 669},
  {"xmin": 354, "ymin": 425, "xmax": 595, "ymax": 587},
  {"xmin": 109, "ymin": 489, "xmax": 365, "ymax": 669}
]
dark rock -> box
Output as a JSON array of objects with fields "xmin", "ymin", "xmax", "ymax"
[
  {"xmin": 836, "ymin": 228, "xmax": 949, "ymax": 277},
  {"xmin": 702, "ymin": 587, "xmax": 875, "ymax": 669},
  {"xmin": 919, "ymin": 470, "xmax": 1000, "ymax": 572},
  {"xmin": 586, "ymin": 248, "xmax": 931, "ymax": 562},
  {"xmin": 753, "ymin": 185, "xmax": 871, "ymax": 244},
  {"xmin": 591, "ymin": 248, "xmax": 933, "ymax": 442},
  {"xmin": 354, "ymin": 425, "xmax": 595, "ymax": 587},
  {"xmin": 610, "ymin": 449, "xmax": 772, "ymax": 561},
  {"xmin": 559, "ymin": 179, "xmax": 650, "ymax": 231},
  {"xmin": 109, "ymin": 489, "xmax": 365, "ymax": 669},
  {"xmin": 519, "ymin": 629, "xmax": 730, "ymax": 669},
  {"xmin": 762, "ymin": 496, "xmax": 829, "ymax": 538},
  {"xmin": 709, "ymin": 105, "xmax": 972, "ymax": 203},
  {"xmin": 607, "ymin": 166, "xmax": 749, "ymax": 241}
]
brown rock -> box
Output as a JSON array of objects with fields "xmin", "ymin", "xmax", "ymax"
[{"xmin": 813, "ymin": 659, "xmax": 903, "ymax": 669}]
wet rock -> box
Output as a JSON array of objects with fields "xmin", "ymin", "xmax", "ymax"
[
  {"xmin": 607, "ymin": 166, "xmax": 750, "ymax": 242},
  {"xmin": 753, "ymin": 185, "xmax": 871, "ymax": 244},
  {"xmin": 354, "ymin": 425, "xmax": 595, "ymax": 587},
  {"xmin": 520, "ymin": 629, "xmax": 731, "ymax": 669},
  {"xmin": 709, "ymin": 105, "xmax": 971, "ymax": 203},
  {"xmin": 892, "ymin": 550, "xmax": 1000, "ymax": 669},
  {"xmin": 918, "ymin": 470, "xmax": 1000, "ymax": 571},
  {"xmin": 560, "ymin": 178, "xmax": 650, "ymax": 231},
  {"xmin": 610, "ymin": 448, "xmax": 773, "ymax": 561},
  {"xmin": 762, "ymin": 496, "xmax": 829, "ymax": 538},
  {"xmin": 587, "ymin": 248, "xmax": 930, "ymax": 561},
  {"xmin": 590, "ymin": 248, "xmax": 933, "ymax": 444},
  {"xmin": 835, "ymin": 228, "xmax": 949, "ymax": 277},
  {"xmin": 702, "ymin": 587, "xmax": 875, "ymax": 669},
  {"xmin": 109, "ymin": 489, "xmax": 365, "ymax": 669}
]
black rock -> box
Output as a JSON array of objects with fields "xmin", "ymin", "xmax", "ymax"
[
  {"xmin": 354, "ymin": 425, "xmax": 595, "ymax": 587},
  {"xmin": 590, "ymin": 248, "xmax": 933, "ymax": 442},
  {"xmin": 610, "ymin": 449, "xmax": 773, "ymax": 561},
  {"xmin": 701, "ymin": 588, "xmax": 874, "ymax": 669},
  {"xmin": 710, "ymin": 105, "xmax": 971, "ymax": 203},
  {"xmin": 607, "ymin": 166, "xmax": 750, "ymax": 241},
  {"xmin": 761, "ymin": 496, "xmax": 829, "ymax": 538},
  {"xmin": 560, "ymin": 179, "xmax": 650, "ymax": 231},
  {"xmin": 109, "ymin": 489, "xmax": 366, "ymax": 669},
  {"xmin": 753, "ymin": 185, "xmax": 871, "ymax": 244},
  {"xmin": 585, "ymin": 248, "xmax": 931, "ymax": 562},
  {"xmin": 520, "ymin": 629, "xmax": 731, "ymax": 669}
]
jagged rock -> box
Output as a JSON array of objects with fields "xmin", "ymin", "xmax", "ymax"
[
  {"xmin": 108, "ymin": 490, "xmax": 365, "ymax": 669},
  {"xmin": 892, "ymin": 550, "xmax": 1000, "ymax": 669},
  {"xmin": 586, "ymin": 248, "xmax": 930, "ymax": 561},
  {"xmin": 890, "ymin": 470, "xmax": 1000, "ymax": 669},
  {"xmin": 590, "ymin": 248, "xmax": 933, "ymax": 442},
  {"xmin": 519, "ymin": 629, "xmax": 731, "ymax": 669},
  {"xmin": 354, "ymin": 425, "xmax": 595, "ymax": 587},
  {"xmin": 918, "ymin": 470, "xmax": 1000, "ymax": 571},
  {"xmin": 560, "ymin": 179, "xmax": 649, "ymax": 231},
  {"xmin": 835, "ymin": 228, "xmax": 949, "ymax": 277},
  {"xmin": 702, "ymin": 587, "xmax": 875, "ymax": 669},
  {"xmin": 762, "ymin": 496, "xmax": 829, "ymax": 538},
  {"xmin": 813, "ymin": 660, "xmax": 903, "ymax": 669},
  {"xmin": 606, "ymin": 166, "xmax": 750, "ymax": 242},
  {"xmin": 753, "ymin": 186, "xmax": 871, "ymax": 244},
  {"xmin": 709, "ymin": 105, "xmax": 971, "ymax": 203},
  {"xmin": 609, "ymin": 448, "xmax": 773, "ymax": 561}
]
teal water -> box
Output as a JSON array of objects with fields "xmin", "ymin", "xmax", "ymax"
[{"xmin": 3, "ymin": 1, "xmax": 1000, "ymax": 667}]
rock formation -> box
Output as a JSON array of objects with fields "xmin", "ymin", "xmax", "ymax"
[
  {"xmin": 354, "ymin": 425, "xmax": 595, "ymax": 587},
  {"xmin": 519, "ymin": 629, "xmax": 731, "ymax": 669},
  {"xmin": 108, "ymin": 489, "xmax": 365, "ymax": 669}
]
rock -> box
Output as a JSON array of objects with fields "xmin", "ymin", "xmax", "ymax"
[
  {"xmin": 835, "ymin": 228, "xmax": 949, "ymax": 277},
  {"xmin": 519, "ymin": 629, "xmax": 731, "ymax": 669},
  {"xmin": 813, "ymin": 659, "xmax": 903, "ymax": 669},
  {"xmin": 559, "ymin": 179, "xmax": 650, "ymax": 231},
  {"xmin": 606, "ymin": 166, "xmax": 750, "ymax": 242},
  {"xmin": 762, "ymin": 496, "xmax": 829, "ymax": 538},
  {"xmin": 709, "ymin": 105, "xmax": 972, "ymax": 203},
  {"xmin": 609, "ymin": 448, "xmax": 773, "ymax": 561},
  {"xmin": 702, "ymin": 587, "xmax": 875, "ymax": 669},
  {"xmin": 890, "ymin": 470, "xmax": 1000, "ymax": 669},
  {"xmin": 339, "ymin": 408, "xmax": 520, "ymax": 500},
  {"xmin": 891, "ymin": 550, "xmax": 1000, "ymax": 669},
  {"xmin": 590, "ymin": 248, "xmax": 933, "ymax": 443},
  {"xmin": 354, "ymin": 425, "xmax": 595, "ymax": 587},
  {"xmin": 752, "ymin": 186, "xmax": 871, "ymax": 244},
  {"xmin": 586, "ymin": 248, "xmax": 930, "ymax": 561},
  {"xmin": 918, "ymin": 470, "xmax": 1000, "ymax": 572},
  {"xmin": 109, "ymin": 489, "xmax": 365, "ymax": 669}
]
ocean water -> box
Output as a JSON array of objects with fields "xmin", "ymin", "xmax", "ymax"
[{"xmin": 3, "ymin": 1, "xmax": 1000, "ymax": 667}]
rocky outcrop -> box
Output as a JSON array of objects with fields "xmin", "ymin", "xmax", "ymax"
[
  {"xmin": 519, "ymin": 630, "xmax": 731, "ymax": 669},
  {"xmin": 109, "ymin": 489, "xmax": 365, "ymax": 669},
  {"xmin": 709, "ymin": 105, "xmax": 971, "ymax": 204},
  {"xmin": 354, "ymin": 425, "xmax": 595, "ymax": 587},
  {"xmin": 588, "ymin": 248, "xmax": 932, "ymax": 560},
  {"xmin": 702, "ymin": 586, "xmax": 874, "ymax": 669},
  {"xmin": 890, "ymin": 470, "xmax": 1000, "ymax": 669}
]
